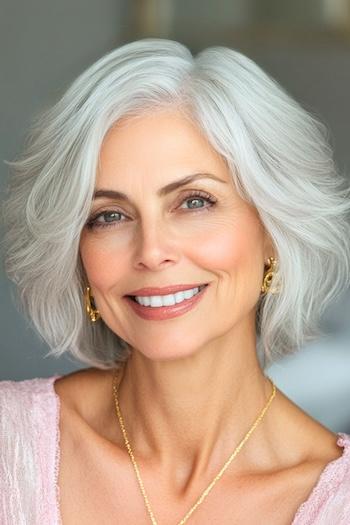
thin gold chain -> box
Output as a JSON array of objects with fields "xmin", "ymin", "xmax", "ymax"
[{"xmin": 112, "ymin": 364, "xmax": 276, "ymax": 525}]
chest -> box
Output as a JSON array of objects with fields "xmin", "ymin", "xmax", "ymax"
[{"xmin": 57, "ymin": 440, "xmax": 312, "ymax": 525}]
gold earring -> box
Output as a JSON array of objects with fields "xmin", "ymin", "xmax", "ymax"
[
  {"xmin": 84, "ymin": 285, "xmax": 101, "ymax": 322},
  {"xmin": 261, "ymin": 256, "xmax": 280, "ymax": 294}
]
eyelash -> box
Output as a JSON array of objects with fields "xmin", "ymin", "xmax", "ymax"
[{"xmin": 86, "ymin": 191, "xmax": 217, "ymax": 230}]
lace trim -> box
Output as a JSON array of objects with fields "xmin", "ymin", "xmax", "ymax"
[
  {"xmin": 291, "ymin": 432, "xmax": 350, "ymax": 523},
  {"xmin": 49, "ymin": 375, "xmax": 64, "ymax": 525}
]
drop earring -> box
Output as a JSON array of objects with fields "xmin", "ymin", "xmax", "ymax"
[
  {"xmin": 261, "ymin": 256, "xmax": 280, "ymax": 294},
  {"xmin": 84, "ymin": 285, "xmax": 101, "ymax": 322}
]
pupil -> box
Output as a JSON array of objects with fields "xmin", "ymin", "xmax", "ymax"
[
  {"xmin": 105, "ymin": 212, "xmax": 119, "ymax": 222},
  {"xmin": 188, "ymin": 198, "xmax": 202, "ymax": 209}
]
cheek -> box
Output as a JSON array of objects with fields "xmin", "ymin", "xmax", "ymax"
[
  {"xmin": 187, "ymin": 214, "xmax": 263, "ymax": 274},
  {"xmin": 79, "ymin": 234, "xmax": 129, "ymax": 290}
]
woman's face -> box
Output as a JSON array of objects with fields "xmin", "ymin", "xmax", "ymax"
[{"xmin": 80, "ymin": 109, "xmax": 273, "ymax": 360}]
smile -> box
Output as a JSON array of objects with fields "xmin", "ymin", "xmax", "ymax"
[
  {"xmin": 124, "ymin": 284, "xmax": 209, "ymax": 321},
  {"xmin": 132, "ymin": 285, "xmax": 206, "ymax": 307}
]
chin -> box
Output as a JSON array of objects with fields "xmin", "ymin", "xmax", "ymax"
[{"xmin": 130, "ymin": 341, "xmax": 205, "ymax": 363}]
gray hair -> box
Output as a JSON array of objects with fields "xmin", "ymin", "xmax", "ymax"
[{"xmin": 2, "ymin": 38, "xmax": 350, "ymax": 369}]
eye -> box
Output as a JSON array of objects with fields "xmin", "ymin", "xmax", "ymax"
[
  {"xmin": 86, "ymin": 210, "xmax": 127, "ymax": 230},
  {"xmin": 178, "ymin": 191, "xmax": 217, "ymax": 211}
]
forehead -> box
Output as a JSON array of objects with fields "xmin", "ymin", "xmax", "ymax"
[{"xmin": 97, "ymin": 110, "xmax": 230, "ymax": 185}]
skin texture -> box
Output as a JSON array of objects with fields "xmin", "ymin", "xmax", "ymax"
[{"xmin": 55, "ymin": 109, "xmax": 343, "ymax": 524}]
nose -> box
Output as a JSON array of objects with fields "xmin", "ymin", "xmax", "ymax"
[{"xmin": 132, "ymin": 218, "xmax": 180, "ymax": 271}]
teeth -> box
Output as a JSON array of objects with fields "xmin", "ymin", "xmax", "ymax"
[{"xmin": 135, "ymin": 286, "xmax": 204, "ymax": 307}]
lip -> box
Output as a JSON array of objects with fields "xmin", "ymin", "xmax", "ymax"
[
  {"xmin": 126, "ymin": 283, "xmax": 209, "ymax": 297},
  {"xmin": 124, "ymin": 284, "xmax": 209, "ymax": 321}
]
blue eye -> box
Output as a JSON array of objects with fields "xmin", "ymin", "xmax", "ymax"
[
  {"xmin": 181, "ymin": 197, "xmax": 207, "ymax": 209},
  {"xmin": 100, "ymin": 211, "xmax": 123, "ymax": 222},
  {"xmin": 87, "ymin": 210, "xmax": 126, "ymax": 229},
  {"xmin": 179, "ymin": 192, "xmax": 217, "ymax": 210}
]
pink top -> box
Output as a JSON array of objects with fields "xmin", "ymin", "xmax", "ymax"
[{"xmin": 0, "ymin": 375, "xmax": 349, "ymax": 524}]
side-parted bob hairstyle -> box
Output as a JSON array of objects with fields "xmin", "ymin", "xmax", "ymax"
[{"xmin": 2, "ymin": 38, "xmax": 350, "ymax": 369}]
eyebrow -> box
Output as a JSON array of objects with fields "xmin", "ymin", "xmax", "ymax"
[{"xmin": 93, "ymin": 173, "xmax": 227, "ymax": 201}]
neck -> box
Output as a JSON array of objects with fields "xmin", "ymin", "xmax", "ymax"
[{"xmin": 114, "ymin": 323, "xmax": 274, "ymax": 490}]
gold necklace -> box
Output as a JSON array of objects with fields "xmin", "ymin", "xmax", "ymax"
[{"xmin": 112, "ymin": 363, "xmax": 276, "ymax": 525}]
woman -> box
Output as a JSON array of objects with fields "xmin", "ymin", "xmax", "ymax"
[{"xmin": 1, "ymin": 38, "xmax": 350, "ymax": 524}]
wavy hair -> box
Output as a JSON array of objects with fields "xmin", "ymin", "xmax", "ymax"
[{"xmin": 2, "ymin": 38, "xmax": 350, "ymax": 369}]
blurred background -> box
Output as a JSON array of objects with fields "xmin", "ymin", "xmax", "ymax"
[{"xmin": 1, "ymin": 0, "xmax": 349, "ymax": 432}]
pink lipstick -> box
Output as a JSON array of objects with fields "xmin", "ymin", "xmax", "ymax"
[
  {"xmin": 126, "ymin": 283, "xmax": 208, "ymax": 296},
  {"xmin": 124, "ymin": 284, "xmax": 209, "ymax": 321}
]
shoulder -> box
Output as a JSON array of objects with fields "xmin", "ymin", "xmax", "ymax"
[
  {"xmin": 53, "ymin": 367, "xmax": 114, "ymax": 419},
  {"xmin": 0, "ymin": 373, "xmax": 63, "ymax": 454},
  {"xmin": 323, "ymin": 432, "xmax": 350, "ymax": 493},
  {"xmin": 0, "ymin": 374, "xmax": 64, "ymax": 523},
  {"xmin": 0, "ymin": 374, "xmax": 61, "ymax": 395},
  {"xmin": 292, "ymin": 433, "xmax": 350, "ymax": 524},
  {"xmin": 53, "ymin": 367, "xmax": 121, "ymax": 450},
  {"xmin": 0, "ymin": 374, "xmax": 63, "ymax": 422},
  {"xmin": 329, "ymin": 433, "xmax": 350, "ymax": 503}
]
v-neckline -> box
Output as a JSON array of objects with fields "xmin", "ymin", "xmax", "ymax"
[{"xmin": 48, "ymin": 374, "xmax": 349, "ymax": 525}]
